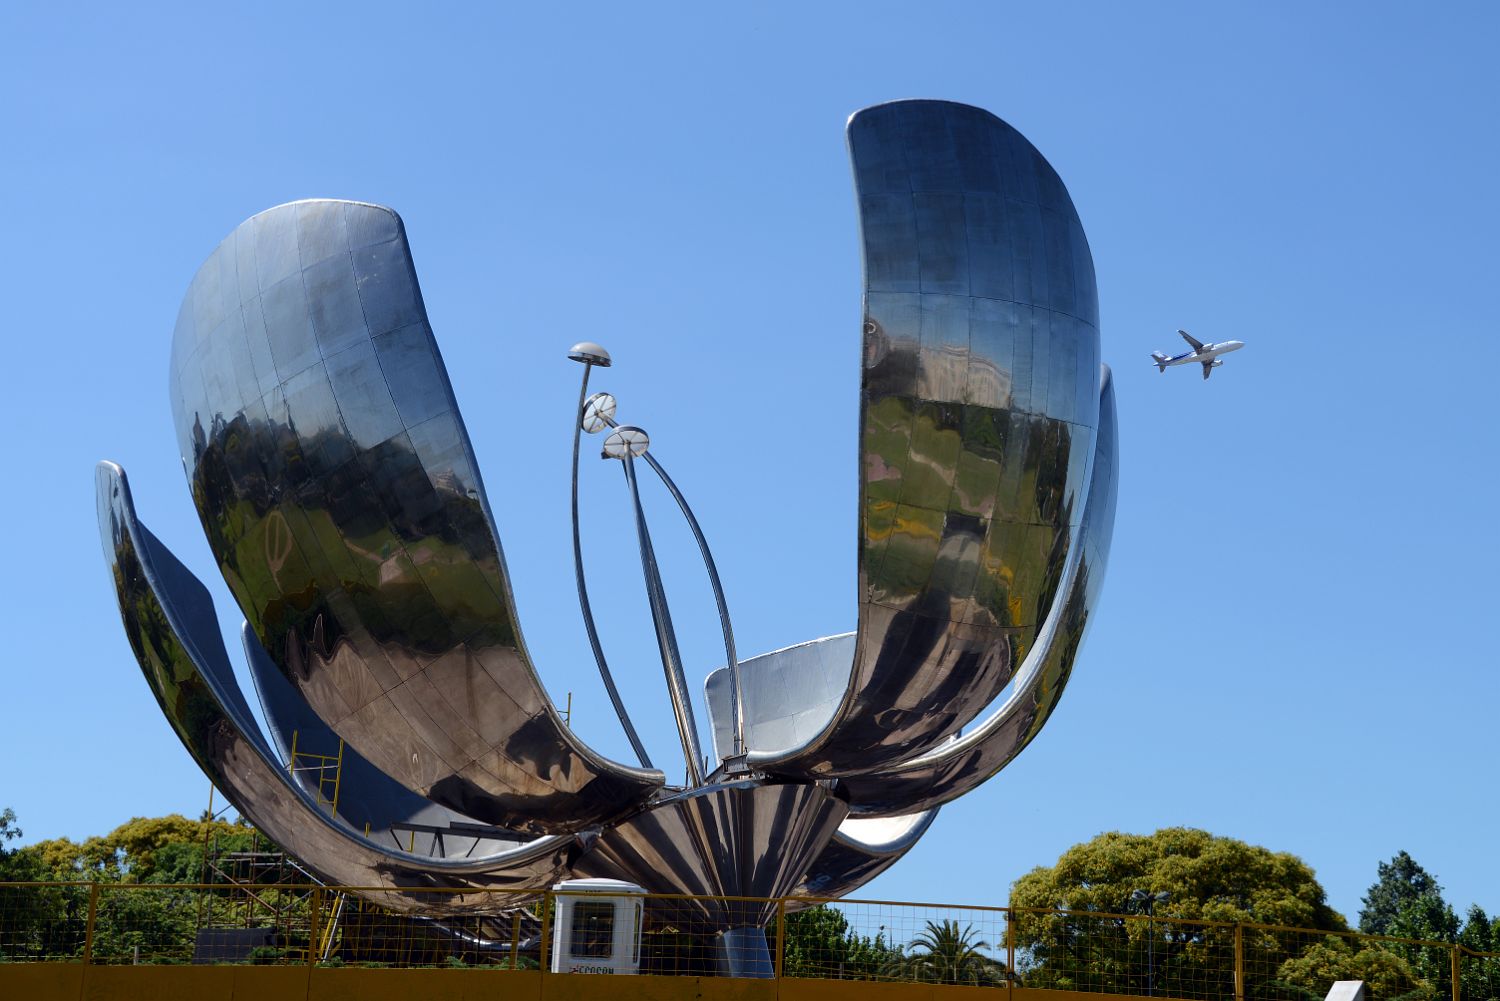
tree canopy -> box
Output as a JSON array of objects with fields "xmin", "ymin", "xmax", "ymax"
[
  {"xmin": 0, "ymin": 807, "xmax": 29, "ymax": 881},
  {"xmin": 886, "ymin": 918, "xmax": 1009, "ymax": 985},
  {"xmin": 0, "ymin": 807, "xmax": 270, "ymax": 963},
  {"xmin": 779, "ymin": 904, "xmax": 901, "ymax": 979},
  {"xmin": 1011, "ymin": 827, "xmax": 1347, "ymax": 929},
  {"xmin": 16, "ymin": 812, "xmax": 259, "ymax": 883},
  {"xmin": 1360, "ymin": 851, "xmax": 1447, "ymax": 937},
  {"xmin": 1010, "ymin": 829, "xmax": 1429, "ymax": 1000},
  {"xmin": 1357, "ymin": 850, "xmax": 1500, "ymax": 1000}
]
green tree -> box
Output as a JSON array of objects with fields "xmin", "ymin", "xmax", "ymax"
[
  {"xmin": 1012, "ymin": 828, "xmax": 1347, "ymax": 928},
  {"xmin": 780, "ymin": 904, "xmax": 902, "ymax": 980},
  {"xmin": 14, "ymin": 814, "xmax": 260, "ymax": 884},
  {"xmin": 1273, "ymin": 940, "xmax": 1431, "ymax": 1000},
  {"xmin": 0, "ymin": 807, "xmax": 39, "ymax": 880},
  {"xmin": 1360, "ymin": 852, "xmax": 1445, "ymax": 936},
  {"xmin": 1355, "ymin": 851, "xmax": 1500, "ymax": 999},
  {"xmin": 1, "ymin": 811, "xmax": 274, "ymax": 962},
  {"xmin": 1457, "ymin": 905, "xmax": 1494, "ymax": 953},
  {"xmin": 87, "ymin": 884, "xmax": 199, "ymax": 964},
  {"xmin": 0, "ymin": 809, "xmax": 86, "ymax": 960},
  {"xmin": 1009, "ymin": 829, "xmax": 1372, "ymax": 998},
  {"xmin": 1456, "ymin": 905, "xmax": 1500, "ymax": 1000},
  {"xmin": 886, "ymin": 919, "xmax": 1008, "ymax": 985}
]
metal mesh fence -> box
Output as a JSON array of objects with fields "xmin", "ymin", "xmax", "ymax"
[
  {"xmin": 779, "ymin": 897, "xmax": 1010, "ymax": 984},
  {"xmin": 0, "ymin": 882, "xmax": 92, "ymax": 962},
  {"xmin": 1009, "ymin": 908, "xmax": 1235, "ymax": 999},
  {"xmin": 1237, "ymin": 922, "xmax": 1500, "ymax": 1001},
  {"xmin": 329, "ymin": 892, "xmax": 539, "ymax": 968},
  {"xmin": 2, "ymin": 881, "xmax": 1497, "ymax": 997}
]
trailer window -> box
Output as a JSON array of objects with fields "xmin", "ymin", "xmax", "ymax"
[{"xmin": 570, "ymin": 901, "xmax": 615, "ymax": 958}]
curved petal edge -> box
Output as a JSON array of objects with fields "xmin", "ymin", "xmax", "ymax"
[
  {"xmin": 748, "ymin": 100, "xmax": 1102, "ymax": 777},
  {"xmin": 95, "ymin": 460, "xmax": 575, "ymax": 912},
  {"xmin": 829, "ymin": 364, "xmax": 1117, "ymax": 816},
  {"xmin": 169, "ymin": 199, "xmax": 662, "ymax": 832}
]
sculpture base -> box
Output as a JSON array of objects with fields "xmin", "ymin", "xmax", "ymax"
[
  {"xmin": 716, "ymin": 927, "xmax": 773, "ymax": 978},
  {"xmin": 575, "ymin": 779, "xmax": 848, "ymax": 930}
]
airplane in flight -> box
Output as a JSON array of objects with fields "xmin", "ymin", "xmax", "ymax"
[{"xmin": 1151, "ymin": 330, "xmax": 1245, "ymax": 380}]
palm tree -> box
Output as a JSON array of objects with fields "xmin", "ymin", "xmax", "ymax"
[{"xmin": 885, "ymin": 919, "xmax": 1010, "ymax": 986}]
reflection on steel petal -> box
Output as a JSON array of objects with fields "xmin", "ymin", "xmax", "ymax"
[
  {"xmin": 573, "ymin": 781, "xmax": 850, "ymax": 927},
  {"xmin": 243, "ymin": 622, "xmax": 535, "ymax": 858},
  {"xmin": 705, "ymin": 634, "xmax": 850, "ymax": 765},
  {"xmin": 95, "ymin": 461, "xmax": 573, "ymax": 913},
  {"xmin": 794, "ymin": 809, "xmax": 941, "ymax": 898},
  {"xmin": 829, "ymin": 366, "xmax": 1118, "ymax": 816},
  {"xmin": 745, "ymin": 100, "xmax": 1103, "ymax": 778},
  {"xmin": 169, "ymin": 200, "xmax": 661, "ymax": 834}
]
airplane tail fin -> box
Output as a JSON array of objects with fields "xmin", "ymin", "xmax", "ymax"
[{"xmin": 1151, "ymin": 351, "xmax": 1169, "ymax": 373}]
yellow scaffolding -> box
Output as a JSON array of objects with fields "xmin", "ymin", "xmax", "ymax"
[{"xmin": 286, "ymin": 730, "xmax": 344, "ymax": 817}]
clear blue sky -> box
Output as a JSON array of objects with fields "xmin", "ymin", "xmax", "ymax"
[{"xmin": 3, "ymin": 2, "xmax": 1496, "ymax": 924}]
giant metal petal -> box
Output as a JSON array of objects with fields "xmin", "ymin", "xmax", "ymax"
[
  {"xmin": 168, "ymin": 200, "xmax": 662, "ymax": 833},
  {"xmin": 96, "ymin": 461, "xmax": 574, "ymax": 912},
  {"xmin": 745, "ymin": 100, "xmax": 1102, "ymax": 778},
  {"xmin": 828, "ymin": 366, "xmax": 1118, "ymax": 815},
  {"xmin": 243, "ymin": 623, "xmax": 535, "ymax": 858}
]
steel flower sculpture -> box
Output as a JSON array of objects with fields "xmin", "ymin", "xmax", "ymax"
[{"xmin": 98, "ymin": 99, "xmax": 1118, "ymax": 971}]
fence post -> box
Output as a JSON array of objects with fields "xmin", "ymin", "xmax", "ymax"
[
  {"xmin": 1451, "ymin": 944, "xmax": 1461, "ymax": 1001},
  {"xmin": 774, "ymin": 898, "xmax": 786, "ymax": 979},
  {"xmin": 539, "ymin": 891, "xmax": 552, "ymax": 974},
  {"xmin": 1007, "ymin": 907, "xmax": 1016, "ymax": 985},
  {"xmin": 1234, "ymin": 924, "xmax": 1245, "ymax": 1001},
  {"xmin": 510, "ymin": 910, "xmax": 521, "ymax": 969},
  {"xmin": 308, "ymin": 887, "xmax": 322, "ymax": 968},
  {"xmin": 82, "ymin": 882, "xmax": 100, "ymax": 965}
]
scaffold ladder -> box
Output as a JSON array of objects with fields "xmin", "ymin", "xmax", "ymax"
[{"xmin": 287, "ymin": 729, "xmax": 344, "ymax": 816}]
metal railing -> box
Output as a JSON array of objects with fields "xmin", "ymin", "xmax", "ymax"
[{"xmin": 1, "ymin": 881, "xmax": 1496, "ymax": 999}]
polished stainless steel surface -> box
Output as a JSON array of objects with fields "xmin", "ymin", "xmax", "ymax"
[
  {"xmin": 705, "ymin": 634, "xmax": 851, "ymax": 766},
  {"xmin": 633, "ymin": 447, "xmax": 745, "ymax": 759},
  {"xmin": 746, "ymin": 99, "xmax": 1102, "ymax": 779},
  {"xmin": 567, "ymin": 341, "xmax": 612, "ymax": 367},
  {"xmin": 705, "ymin": 633, "xmax": 937, "ymax": 897},
  {"xmin": 618, "ymin": 452, "xmax": 705, "ymax": 785},
  {"xmin": 717, "ymin": 927, "xmax": 775, "ymax": 979},
  {"xmin": 795, "ymin": 809, "xmax": 940, "ymax": 898},
  {"xmin": 96, "ymin": 461, "xmax": 573, "ymax": 912},
  {"xmin": 168, "ymin": 200, "xmax": 662, "ymax": 834},
  {"xmin": 830, "ymin": 366, "xmax": 1117, "ymax": 816},
  {"xmin": 574, "ymin": 780, "xmax": 849, "ymax": 926},
  {"xmin": 243, "ymin": 623, "xmax": 530, "ymax": 858},
  {"xmin": 103, "ymin": 99, "xmax": 1116, "ymax": 922}
]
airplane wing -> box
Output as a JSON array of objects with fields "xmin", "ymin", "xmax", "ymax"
[
  {"xmin": 1179, "ymin": 329, "xmax": 1204, "ymax": 351},
  {"xmin": 1201, "ymin": 359, "xmax": 1214, "ymax": 380}
]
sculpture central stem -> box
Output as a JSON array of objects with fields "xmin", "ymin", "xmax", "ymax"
[
  {"xmin": 570, "ymin": 361, "xmax": 653, "ymax": 769},
  {"xmin": 621, "ymin": 454, "xmax": 705, "ymax": 786},
  {"xmin": 572, "ymin": 342, "xmax": 743, "ymax": 774},
  {"xmin": 601, "ymin": 417, "xmax": 745, "ymax": 759}
]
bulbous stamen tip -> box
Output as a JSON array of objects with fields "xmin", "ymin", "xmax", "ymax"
[
  {"xmin": 602, "ymin": 426, "xmax": 650, "ymax": 460},
  {"xmin": 582, "ymin": 393, "xmax": 617, "ymax": 434},
  {"xmin": 568, "ymin": 341, "xmax": 612, "ymax": 367}
]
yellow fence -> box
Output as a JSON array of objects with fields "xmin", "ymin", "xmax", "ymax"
[{"xmin": 1, "ymin": 882, "xmax": 1496, "ymax": 1000}]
